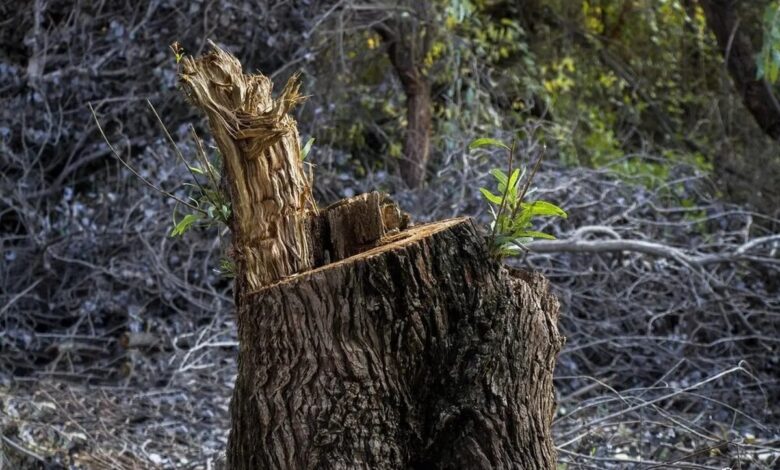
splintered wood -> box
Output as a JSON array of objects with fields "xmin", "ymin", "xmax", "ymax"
[{"xmin": 179, "ymin": 43, "xmax": 314, "ymax": 289}]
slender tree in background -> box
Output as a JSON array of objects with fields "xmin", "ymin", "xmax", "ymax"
[
  {"xmin": 699, "ymin": 0, "xmax": 780, "ymax": 140},
  {"xmin": 374, "ymin": 2, "xmax": 434, "ymax": 188},
  {"xmin": 179, "ymin": 44, "xmax": 563, "ymax": 469}
]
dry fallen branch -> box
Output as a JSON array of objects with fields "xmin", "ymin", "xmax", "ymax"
[
  {"xmin": 119, "ymin": 332, "xmax": 160, "ymax": 350},
  {"xmin": 528, "ymin": 229, "xmax": 780, "ymax": 267}
]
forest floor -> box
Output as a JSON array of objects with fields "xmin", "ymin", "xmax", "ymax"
[{"xmin": 2, "ymin": 149, "xmax": 779, "ymax": 469}]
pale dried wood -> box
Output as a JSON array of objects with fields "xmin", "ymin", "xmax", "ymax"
[{"xmin": 179, "ymin": 43, "xmax": 315, "ymax": 290}]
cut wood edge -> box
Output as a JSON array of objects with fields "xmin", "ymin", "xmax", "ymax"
[{"xmin": 249, "ymin": 217, "xmax": 470, "ymax": 296}]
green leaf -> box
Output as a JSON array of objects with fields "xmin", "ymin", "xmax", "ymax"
[
  {"xmin": 508, "ymin": 168, "xmax": 521, "ymax": 191},
  {"xmin": 522, "ymin": 200, "xmax": 568, "ymax": 218},
  {"xmin": 511, "ymin": 211, "xmax": 534, "ymax": 233},
  {"xmin": 469, "ymin": 137, "xmax": 510, "ymax": 151},
  {"xmin": 516, "ymin": 230, "xmax": 557, "ymax": 240},
  {"xmin": 496, "ymin": 245, "xmax": 524, "ymax": 257},
  {"xmin": 170, "ymin": 213, "xmax": 201, "ymax": 237},
  {"xmin": 479, "ymin": 187, "xmax": 503, "ymax": 205},
  {"xmin": 494, "ymin": 234, "xmax": 517, "ymax": 245},
  {"xmin": 496, "ymin": 214, "xmax": 512, "ymax": 233},
  {"xmin": 490, "ymin": 169, "xmax": 509, "ymax": 189},
  {"xmin": 301, "ymin": 137, "xmax": 315, "ymax": 160},
  {"xmin": 187, "ymin": 164, "xmax": 205, "ymax": 175},
  {"xmin": 203, "ymin": 188, "xmax": 220, "ymax": 203},
  {"xmin": 218, "ymin": 258, "xmax": 236, "ymax": 278}
]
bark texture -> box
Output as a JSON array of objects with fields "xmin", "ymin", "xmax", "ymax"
[{"xmin": 228, "ymin": 217, "xmax": 563, "ymax": 469}]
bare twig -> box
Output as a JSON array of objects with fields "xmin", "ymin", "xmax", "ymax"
[{"xmin": 89, "ymin": 103, "xmax": 206, "ymax": 215}]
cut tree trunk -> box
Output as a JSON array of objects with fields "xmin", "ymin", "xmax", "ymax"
[
  {"xmin": 180, "ymin": 44, "xmax": 563, "ymax": 470},
  {"xmin": 229, "ymin": 215, "xmax": 563, "ymax": 469}
]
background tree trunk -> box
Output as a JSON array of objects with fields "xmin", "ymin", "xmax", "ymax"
[
  {"xmin": 699, "ymin": 0, "xmax": 780, "ymax": 217},
  {"xmin": 699, "ymin": 0, "xmax": 780, "ymax": 140},
  {"xmin": 180, "ymin": 44, "xmax": 563, "ymax": 469},
  {"xmin": 374, "ymin": 7, "xmax": 434, "ymax": 189},
  {"xmin": 397, "ymin": 72, "xmax": 432, "ymax": 189}
]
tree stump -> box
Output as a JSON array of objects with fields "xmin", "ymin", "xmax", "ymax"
[{"xmin": 180, "ymin": 44, "xmax": 563, "ymax": 470}]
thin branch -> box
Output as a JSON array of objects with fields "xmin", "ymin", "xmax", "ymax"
[
  {"xmin": 557, "ymin": 365, "xmax": 747, "ymax": 443},
  {"xmin": 1, "ymin": 435, "xmax": 47, "ymax": 463},
  {"xmin": 147, "ymin": 100, "xmax": 217, "ymax": 210},
  {"xmin": 88, "ymin": 103, "xmax": 206, "ymax": 215}
]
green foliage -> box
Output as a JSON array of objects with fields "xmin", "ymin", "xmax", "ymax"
[
  {"xmin": 170, "ymin": 213, "xmax": 200, "ymax": 237},
  {"xmin": 300, "ymin": 137, "xmax": 315, "ymax": 160},
  {"xmin": 311, "ymin": 0, "xmax": 776, "ymax": 203},
  {"xmin": 166, "ymin": 134, "xmax": 234, "ymax": 278},
  {"xmin": 313, "ymin": 0, "xmax": 543, "ymax": 173},
  {"xmin": 757, "ymin": 1, "xmax": 780, "ymax": 83},
  {"xmin": 143, "ymin": 101, "xmax": 233, "ymax": 242},
  {"xmin": 169, "ymin": 147, "xmax": 231, "ymax": 238},
  {"xmin": 531, "ymin": 1, "xmax": 724, "ymax": 175},
  {"xmin": 170, "ymin": 41, "xmax": 185, "ymax": 64},
  {"xmin": 470, "ymin": 138, "xmax": 567, "ymax": 259},
  {"xmin": 218, "ymin": 257, "xmax": 236, "ymax": 278},
  {"xmin": 469, "ymin": 137, "xmax": 510, "ymax": 151},
  {"xmin": 168, "ymin": 144, "xmax": 236, "ymax": 278}
]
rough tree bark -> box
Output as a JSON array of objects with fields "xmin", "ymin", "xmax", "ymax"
[{"xmin": 180, "ymin": 44, "xmax": 563, "ymax": 469}]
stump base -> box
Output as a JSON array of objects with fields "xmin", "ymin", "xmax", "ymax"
[{"xmin": 229, "ymin": 209, "xmax": 563, "ymax": 469}]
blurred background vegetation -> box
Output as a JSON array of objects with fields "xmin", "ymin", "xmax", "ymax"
[
  {"xmin": 1, "ymin": 0, "xmax": 779, "ymax": 468},
  {"xmin": 301, "ymin": 0, "xmax": 780, "ymax": 211}
]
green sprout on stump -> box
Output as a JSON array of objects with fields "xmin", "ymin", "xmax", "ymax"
[{"xmin": 470, "ymin": 137, "xmax": 567, "ymax": 259}]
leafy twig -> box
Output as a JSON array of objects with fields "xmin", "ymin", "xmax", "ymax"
[{"xmin": 470, "ymin": 136, "xmax": 567, "ymax": 259}]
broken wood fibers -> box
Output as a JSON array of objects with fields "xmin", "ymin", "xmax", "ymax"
[{"xmin": 179, "ymin": 44, "xmax": 314, "ymax": 290}]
